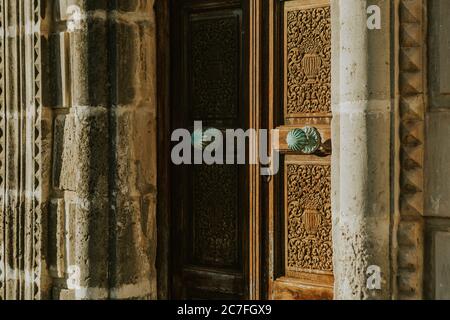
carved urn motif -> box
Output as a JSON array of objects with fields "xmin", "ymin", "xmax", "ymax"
[
  {"xmin": 302, "ymin": 208, "xmax": 322, "ymax": 238},
  {"xmin": 301, "ymin": 53, "xmax": 322, "ymax": 84}
]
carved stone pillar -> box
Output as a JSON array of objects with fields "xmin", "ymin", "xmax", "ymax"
[
  {"xmin": 331, "ymin": 0, "xmax": 392, "ymax": 299},
  {"xmin": 0, "ymin": 0, "xmax": 157, "ymax": 300},
  {"xmin": 0, "ymin": 0, "xmax": 52, "ymax": 300}
]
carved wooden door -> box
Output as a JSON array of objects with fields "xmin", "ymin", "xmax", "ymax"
[
  {"xmin": 170, "ymin": 0, "xmax": 249, "ymax": 299},
  {"xmin": 266, "ymin": 0, "xmax": 333, "ymax": 300}
]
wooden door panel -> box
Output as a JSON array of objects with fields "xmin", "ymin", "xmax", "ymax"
[
  {"xmin": 282, "ymin": 155, "xmax": 333, "ymax": 296},
  {"xmin": 191, "ymin": 164, "xmax": 240, "ymax": 269},
  {"xmin": 182, "ymin": 267, "xmax": 245, "ymax": 299},
  {"xmin": 268, "ymin": 0, "xmax": 333, "ymax": 300},
  {"xmin": 284, "ymin": 0, "xmax": 332, "ymax": 122},
  {"xmin": 171, "ymin": 0, "xmax": 248, "ymax": 300}
]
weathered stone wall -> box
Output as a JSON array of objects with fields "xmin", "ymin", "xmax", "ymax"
[
  {"xmin": 0, "ymin": 0, "xmax": 157, "ymax": 300},
  {"xmin": 50, "ymin": 0, "xmax": 158, "ymax": 300}
]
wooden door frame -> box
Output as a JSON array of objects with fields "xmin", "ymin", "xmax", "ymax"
[
  {"xmin": 156, "ymin": 0, "xmax": 171, "ymax": 300},
  {"xmin": 156, "ymin": 0, "xmax": 266, "ymax": 300},
  {"xmin": 247, "ymin": 0, "xmax": 264, "ymax": 300}
]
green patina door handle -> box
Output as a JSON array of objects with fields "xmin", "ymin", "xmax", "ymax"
[{"xmin": 286, "ymin": 127, "xmax": 322, "ymax": 154}]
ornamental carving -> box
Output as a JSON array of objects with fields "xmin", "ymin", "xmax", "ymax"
[
  {"xmin": 190, "ymin": 15, "xmax": 239, "ymax": 119},
  {"xmin": 286, "ymin": 163, "xmax": 332, "ymax": 273},
  {"xmin": 285, "ymin": 6, "xmax": 331, "ymax": 116},
  {"xmin": 397, "ymin": 0, "xmax": 426, "ymax": 300},
  {"xmin": 0, "ymin": 0, "xmax": 47, "ymax": 300},
  {"xmin": 193, "ymin": 164, "xmax": 239, "ymax": 268}
]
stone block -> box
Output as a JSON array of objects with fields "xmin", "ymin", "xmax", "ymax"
[
  {"xmin": 70, "ymin": 17, "xmax": 109, "ymax": 107},
  {"xmin": 425, "ymin": 112, "xmax": 450, "ymax": 217},
  {"xmin": 49, "ymin": 199, "xmax": 66, "ymax": 279},
  {"xmin": 435, "ymin": 232, "xmax": 450, "ymax": 299},
  {"xmin": 53, "ymin": 114, "xmax": 78, "ymax": 192}
]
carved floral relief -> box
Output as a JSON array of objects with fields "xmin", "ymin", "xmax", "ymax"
[
  {"xmin": 285, "ymin": 6, "xmax": 331, "ymax": 117},
  {"xmin": 286, "ymin": 163, "xmax": 333, "ymax": 273}
]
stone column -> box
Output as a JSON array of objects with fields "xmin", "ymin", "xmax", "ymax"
[
  {"xmin": 55, "ymin": 0, "xmax": 157, "ymax": 299},
  {"xmin": 107, "ymin": 1, "xmax": 158, "ymax": 300},
  {"xmin": 0, "ymin": 0, "xmax": 157, "ymax": 300},
  {"xmin": 331, "ymin": 0, "xmax": 392, "ymax": 299},
  {"xmin": 68, "ymin": 0, "xmax": 111, "ymax": 300}
]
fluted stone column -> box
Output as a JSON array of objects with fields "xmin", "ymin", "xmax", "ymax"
[
  {"xmin": 331, "ymin": 0, "xmax": 392, "ymax": 299},
  {"xmin": 0, "ymin": 0, "xmax": 52, "ymax": 300}
]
